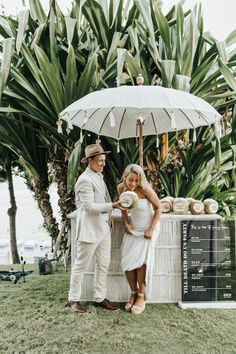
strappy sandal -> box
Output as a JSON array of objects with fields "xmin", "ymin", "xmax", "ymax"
[
  {"xmin": 124, "ymin": 290, "xmax": 138, "ymax": 312},
  {"xmin": 131, "ymin": 293, "xmax": 146, "ymax": 314}
]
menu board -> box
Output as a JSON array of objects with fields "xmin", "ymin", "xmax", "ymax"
[{"xmin": 181, "ymin": 219, "xmax": 235, "ymax": 302}]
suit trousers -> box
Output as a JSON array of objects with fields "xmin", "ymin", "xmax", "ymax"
[{"xmin": 68, "ymin": 229, "xmax": 111, "ymax": 302}]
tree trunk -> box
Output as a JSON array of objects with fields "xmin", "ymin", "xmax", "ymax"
[
  {"xmin": 6, "ymin": 163, "xmax": 20, "ymax": 264},
  {"xmin": 30, "ymin": 175, "xmax": 59, "ymax": 241},
  {"xmin": 49, "ymin": 148, "xmax": 75, "ymax": 241}
]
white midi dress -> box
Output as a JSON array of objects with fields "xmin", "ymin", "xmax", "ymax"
[{"xmin": 121, "ymin": 198, "xmax": 160, "ymax": 299}]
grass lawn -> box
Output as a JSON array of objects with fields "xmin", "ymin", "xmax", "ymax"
[{"xmin": 0, "ymin": 264, "xmax": 235, "ymax": 354}]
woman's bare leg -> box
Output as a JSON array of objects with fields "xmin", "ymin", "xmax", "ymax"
[
  {"xmin": 135, "ymin": 264, "xmax": 146, "ymax": 307},
  {"xmin": 126, "ymin": 270, "xmax": 138, "ymax": 305}
]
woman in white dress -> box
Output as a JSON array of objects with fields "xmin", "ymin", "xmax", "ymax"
[{"xmin": 117, "ymin": 164, "xmax": 161, "ymax": 314}]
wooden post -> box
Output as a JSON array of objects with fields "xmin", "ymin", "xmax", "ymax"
[{"xmin": 161, "ymin": 132, "xmax": 169, "ymax": 161}]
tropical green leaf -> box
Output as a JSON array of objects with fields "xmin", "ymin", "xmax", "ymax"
[
  {"xmin": 125, "ymin": 51, "xmax": 145, "ymax": 81},
  {"xmin": 109, "ymin": 0, "xmax": 123, "ymax": 31},
  {"xmin": 76, "ymin": 53, "xmax": 98, "ymax": 98},
  {"xmin": 34, "ymin": 45, "xmax": 64, "ymax": 113},
  {"xmin": 158, "ymin": 170, "xmax": 171, "ymax": 196},
  {"xmin": 65, "ymin": 17, "xmax": 77, "ymax": 45},
  {"xmin": 48, "ymin": 12, "xmax": 60, "ymax": 78},
  {"xmin": 174, "ymin": 75, "xmax": 190, "ymax": 92},
  {"xmin": 0, "ymin": 16, "xmax": 14, "ymax": 36},
  {"xmin": 127, "ymin": 26, "xmax": 139, "ymax": 56},
  {"xmin": 67, "ymin": 142, "xmax": 82, "ymax": 192},
  {"xmin": 160, "ymin": 60, "xmax": 175, "ymax": 88},
  {"xmin": 231, "ymin": 106, "xmax": 236, "ymax": 145},
  {"xmin": 134, "ymin": 1, "xmax": 160, "ymax": 65},
  {"xmin": 134, "ymin": 0, "xmax": 153, "ymax": 34},
  {"xmin": 82, "ymin": 0, "xmax": 109, "ymax": 49},
  {"xmin": 30, "ymin": 23, "xmax": 46, "ymax": 49},
  {"xmin": 155, "ymin": 8, "xmax": 172, "ymax": 58},
  {"xmin": 106, "ymin": 32, "xmax": 122, "ymax": 67},
  {"xmin": 218, "ymin": 57, "xmax": 236, "ymax": 91},
  {"xmin": 0, "ymin": 107, "xmax": 21, "ymax": 114},
  {"xmin": 64, "ymin": 46, "xmax": 77, "ymax": 107},
  {"xmin": 216, "ymin": 189, "xmax": 236, "ymax": 202},
  {"xmin": 182, "ymin": 13, "xmax": 198, "ymax": 76},
  {"xmin": 9, "ymin": 63, "xmax": 53, "ymax": 114},
  {"xmin": 124, "ymin": 2, "xmax": 139, "ymax": 29},
  {"xmin": 29, "ymin": 0, "xmax": 47, "ymax": 23},
  {"xmin": 215, "ymin": 40, "xmax": 228, "ymax": 63},
  {"xmin": 20, "ymin": 44, "xmax": 46, "ymax": 92},
  {"xmin": 225, "ymin": 29, "xmax": 236, "ymax": 47},
  {"xmin": 117, "ymin": 48, "xmax": 127, "ymax": 85},
  {"xmin": 176, "ymin": 4, "xmax": 184, "ymax": 72},
  {"xmin": 173, "ymin": 167, "xmax": 181, "ymax": 197},
  {"xmin": 0, "ymin": 38, "xmax": 14, "ymax": 98},
  {"xmin": 16, "ymin": 10, "xmax": 29, "ymax": 54}
]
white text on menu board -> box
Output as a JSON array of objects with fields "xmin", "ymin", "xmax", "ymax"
[{"xmin": 182, "ymin": 223, "xmax": 188, "ymax": 294}]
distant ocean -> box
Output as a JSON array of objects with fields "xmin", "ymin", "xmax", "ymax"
[{"xmin": 0, "ymin": 176, "xmax": 60, "ymax": 264}]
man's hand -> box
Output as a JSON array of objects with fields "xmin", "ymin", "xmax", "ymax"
[
  {"xmin": 108, "ymin": 217, "xmax": 115, "ymax": 231},
  {"xmin": 112, "ymin": 201, "xmax": 126, "ymax": 211}
]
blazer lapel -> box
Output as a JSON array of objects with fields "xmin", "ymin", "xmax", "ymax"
[{"xmin": 85, "ymin": 168, "xmax": 108, "ymax": 199}]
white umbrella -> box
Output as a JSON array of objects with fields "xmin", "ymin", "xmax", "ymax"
[{"xmin": 59, "ymin": 85, "xmax": 221, "ymax": 166}]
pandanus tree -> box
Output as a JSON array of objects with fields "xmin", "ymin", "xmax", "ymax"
[{"xmin": 0, "ymin": 0, "xmax": 100, "ymax": 238}]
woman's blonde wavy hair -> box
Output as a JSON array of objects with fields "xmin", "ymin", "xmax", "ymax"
[{"xmin": 121, "ymin": 164, "xmax": 148, "ymax": 189}]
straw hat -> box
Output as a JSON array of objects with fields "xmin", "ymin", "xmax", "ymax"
[{"xmin": 81, "ymin": 144, "xmax": 111, "ymax": 163}]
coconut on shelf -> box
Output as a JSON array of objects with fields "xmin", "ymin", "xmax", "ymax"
[
  {"xmin": 189, "ymin": 200, "xmax": 205, "ymax": 215},
  {"xmin": 204, "ymin": 199, "xmax": 219, "ymax": 214},
  {"xmin": 173, "ymin": 198, "xmax": 189, "ymax": 215}
]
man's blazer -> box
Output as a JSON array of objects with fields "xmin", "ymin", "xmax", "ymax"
[{"xmin": 74, "ymin": 167, "xmax": 113, "ymax": 243}]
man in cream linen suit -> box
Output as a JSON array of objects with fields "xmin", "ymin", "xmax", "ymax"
[{"xmin": 68, "ymin": 144, "xmax": 123, "ymax": 313}]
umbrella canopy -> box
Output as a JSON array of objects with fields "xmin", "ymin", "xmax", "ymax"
[{"xmin": 59, "ymin": 85, "xmax": 221, "ymax": 166}]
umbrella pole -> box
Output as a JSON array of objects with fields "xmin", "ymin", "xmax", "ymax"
[
  {"xmin": 137, "ymin": 118, "xmax": 144, "ymax": 168},
  {"xmin": 140, "ymin": 123, "xmax": 143, "ymax": 168},
  {"xmin": 161, "ymin": 133, "xmax": 169, "ymax": 161}
]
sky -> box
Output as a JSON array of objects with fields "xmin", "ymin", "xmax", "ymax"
[
  {"xmin": 162, "ymin": 0, "xmax": 236, "ymax": 41},
  {"xmin": 0, "ymin": 0, "xmax": 236, "ymax": 41}
]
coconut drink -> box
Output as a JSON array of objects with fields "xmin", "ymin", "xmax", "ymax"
[{"xmin": 119, "ymin": 191, "xmax": 139, "ymax": 209}]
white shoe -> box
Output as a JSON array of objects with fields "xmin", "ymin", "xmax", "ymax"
[
  {"xmin": 124, "ymin": 290, "xmax": 138, "ymax": 312},
  {"xmin": 131, "ymin": 293, "xmax": 146, "ymax": 314}
]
